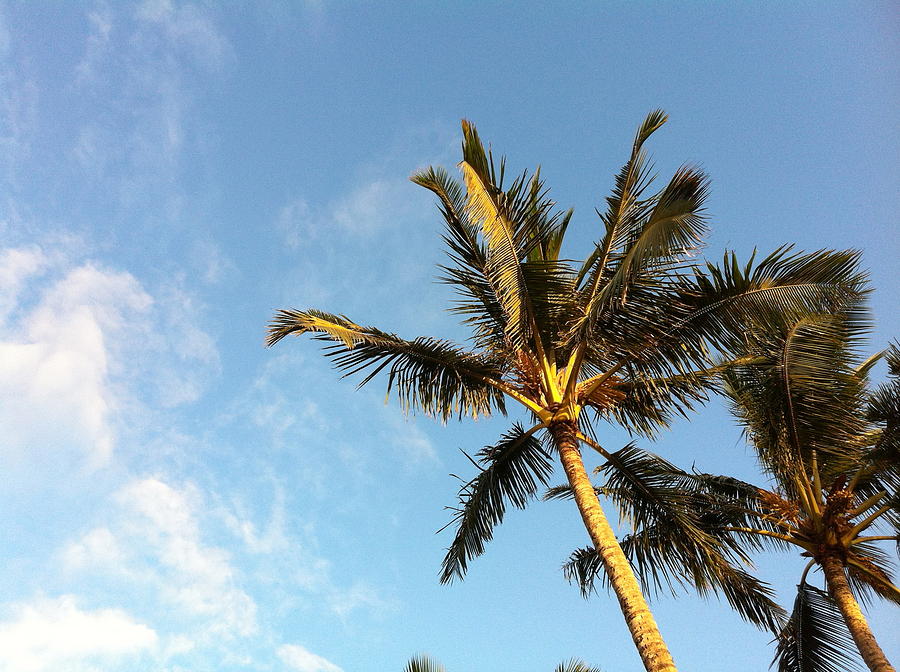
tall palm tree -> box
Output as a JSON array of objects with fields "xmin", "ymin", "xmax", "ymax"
[
  {"xmin": 268, "ymin": 112, "xmax": 864, "ymax": 672},
  {"xmin": 565, "ymin": 317, "xmax": 898, "ymax": 671}
]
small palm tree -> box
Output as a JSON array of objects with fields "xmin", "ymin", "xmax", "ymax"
[
  {"xmin": 268, "ymin": 112, "xmax": 864, "ymax": 672},
  {"xmin": 566, "ymin": 316, "xmax": 898, "ymax": 671},
  {"xmin": 404, "ymin": 654, "xmax": 602, "ymax": 672},
  {"xmin": 720, "ymin": 318, "xmax": 898, "ymax": 672}
]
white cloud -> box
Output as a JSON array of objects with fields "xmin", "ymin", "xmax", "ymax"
[
  {"xmin": 277, "ymin": 644, "xmax": 343, "ymax": 672},
  {"xmin": 222, "ymin": 485, "xmax": 290, "ymax": 555},
  {"xmin": 277, "ymin": 198, "xmax": 314, "ymax": 249},
  {"xmin": 0, "ymin": 595, "xmax": 156, "ymax": 672},
  {"xmin": 0, "ymin": 261, "xmax": 151, "ymax": 468},
  {"xmin": 118, "ymin": 478, "xmax": 258, "ymax": 638},
  {"xmin": 62, "ymin": 527, "xmax": 125, "ymax": 573},
  {"xmin": 331, "ymin": 178, "xmax": 412, "ymax": 235},
  {"xmin": 75, "ymin": 5, "xmax": 113, "ymax": 84},
  {"xmin": 0, "ymin": 246, "xmax": 220, "ymax": 471}
]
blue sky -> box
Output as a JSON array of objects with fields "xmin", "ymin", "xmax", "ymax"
[{"xmin": 0, "ymin": 2, "xmax": 897, "ymax": 671}]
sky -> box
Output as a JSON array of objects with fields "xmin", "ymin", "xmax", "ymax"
[{"xmin": 0, "ymin": 1, "xmax": 897, "ymax": 671}]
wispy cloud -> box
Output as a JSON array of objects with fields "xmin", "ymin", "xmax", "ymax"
[
  {"xmin": 113, "ymin": 478, "xmax": 259, "ymax": 638},
  {"xmin": 74, "ymin": 4, "xmax": 113, "ymax": 85},
  {"xmin": 277, "ymin": 643, "xmax": 343, "ymax": 672}
]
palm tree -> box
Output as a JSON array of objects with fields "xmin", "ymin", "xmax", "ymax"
[
  {"xmin": 565, "ymin": 317, "xmax": 898, "ymax": 671},
  {"xmin": 268, "ymin": 112, "xmax": 864, "ymax": 672},
  {"xmin": 719, "ymin": 317, "xmax": 898, "ymax": 672}
]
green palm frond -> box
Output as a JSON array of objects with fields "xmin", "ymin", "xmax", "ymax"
[
  {"xmin": 553, "ymin": 658, "xmax": 603, "ymax": 672},
  {"xmin": 723, "ymin": 313, "xmax": 871, "ymax": 486},
  {"xmin": 561, "ymin": 445, "xmax": 788, "ymax": 632},
  {"xmin": 846, "ymin": 542, "xmax": 900, "ymax": 606},
  {"xmin": 773, "ymin": 582, "xmax": 863, "ymax": 672},
  {"xmin": 594, "ymin": 365, "xmax": 721, "ymax": 437},
  {"xmin": 458, "ymin": 120, "xmax": 561, "ymax": 349},
  {"xmin": 571, "ymin": 165, "xmax": 710, "ymax": 345},
  {"xmin": 598, "ymin": 444, "xmax": 713, "ymax": 545},
  {"xmin": 562, "ymin": 546, "xmax": 605, "ymax": 599},
  {"xmin": 267, "ymin": 309, "xmax": 506, "ymax": 420},
  {"xmin": 405, "ymin": 655, "xmax": 447, "ymax": 672},
  {"xmin": 867, "ymin": 343, "xmax": 900, "ymax": 486},
  {"xmin": 576, "ymin": 109, "xmax": 668, "ymax": 291},
  {"xmin": 685, "ymin": 247, "xmax": 868, "ymax": 355},
  {"xmin": 440, "ymin": 423, "xmax": 554, "ymax": 583},
  {"xmin": 411, "ymin": 166, "xmax": 512, "ymax": 353},
  {"xmin": 459, "ymin": 158, "xmax": 531, "ymax": 346}
]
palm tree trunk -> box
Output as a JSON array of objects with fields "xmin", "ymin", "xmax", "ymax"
[
  {"xmin": 820, "ymin": 554, "xmax": 895, "ymax": 672},
  {"xmin": 551, "ymin": 420, "xmax": 678, "ymax": 672}
]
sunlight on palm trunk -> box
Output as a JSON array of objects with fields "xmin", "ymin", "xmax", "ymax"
[
  {"xmin": 822, "ymin": 555, "xmax": 895, "ymax": 672},
  {"xmin": 553, "ymin": 421, "xmax": 676, "ymax": 672}
]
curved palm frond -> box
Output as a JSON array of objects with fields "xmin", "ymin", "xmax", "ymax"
[
  {"xmin": 266, "ymin": 309, "xmax": 506, "ymax": 420},
  {"xmin": 723, "ymin": 313, "xmax": 871, "ymax": 487},
  {"xmin": 685, "ymin": 247, "xmax": 868, "ymax": 356},
  {"xmin": 459, "ymin": 122, "xmax": 538, "ymax": 348},
  {"xmin": 576, "ymin": 109, "xmax": 668, "ymax": 291},
  {"xmin": 554, "ymin": 658, "xmax": 604, "ymax": 672},
  {"xmin": 558, "ymin": 445, "xmax": 787, "ymax": 632},
  {"xmin": 571, "ymin": 165, "xmax": 710, "ymax": 345},
  {"xmin": 772, "ymin": 582, "xmax": 863, "ymax": 672},
  {"xmin": 440, "ymin": 423, "xmax": 554, "ymax": 583},
  {"xmin": 866, "ymin": 343, "xmax": 900, "ymax": 490},
  {"xmin": 845, "ymin": 541, "xmax": 900, "ymax": 607},
  {"xmin": 411, "ymin": 166, "xmax": 507, "ymax": 353},
  {"xmin": 405, "ymin": 654, "xmax": 447, "ymax": 672}
]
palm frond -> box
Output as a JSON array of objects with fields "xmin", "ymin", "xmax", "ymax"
[
  {"xmin": 685, "ymin": 247, "xmax": 868, "ymax": 357},
  {"xmin": 572, "ymin": 166, "xmax": 710, "ymax": 344},
  {"xmin": 554, "ymin": 658, "xmax": 603, "ymax": 672},
  {"xmin": 772, "ymin": 582, "xmax": 863, "ymax": 672},
  {"xmin": 727, "ymin": 314, "xmax": 869, "ymax": 483},
  {"xmin": 459, "ymin": 123, "xmax": 532, "ymax": 348},
  {"xmin": 563, "ymin": 546, "xmax": 605, "ymax": 599},
  {"xmin": 846, "ymin": 542, "xmax": 900, "ymax": 606},
  {"xmin": 412, "ymin": 165, "xmax": 508, "ymax": 352},
  {"xmin": 440, "ymin": 423, "xmax": 554, "ymax": 583},
  {"xmin": 576, "ymin": 109, "xmax": 668, "ymax": 290},
  {"xmin": 578, "ymin": 445, "xmax": 787, "ymax": 631},
  {"xmin": 267, "ymin": 309, "xmax": 506, "ymax": 420},
  {"xmin": 405, "ymin": 655, "xmax": 447, "ymax": 672}
]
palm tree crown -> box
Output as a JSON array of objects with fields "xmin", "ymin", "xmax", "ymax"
[{"xmin": 268, "ymin": 112, "xmax": 865, "ymax": 672}]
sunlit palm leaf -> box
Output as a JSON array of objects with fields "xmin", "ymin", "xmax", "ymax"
[
  {"xmin": 685, "ymin": 247, "xmax": 867, "ymax": 357},
  {"xmin": 576, "ymin": 109, "xmax": 668, "ymax": 291},
  {"xmin": 267, "ymin": 309, "xmax": 506, "ymax": 420}
]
